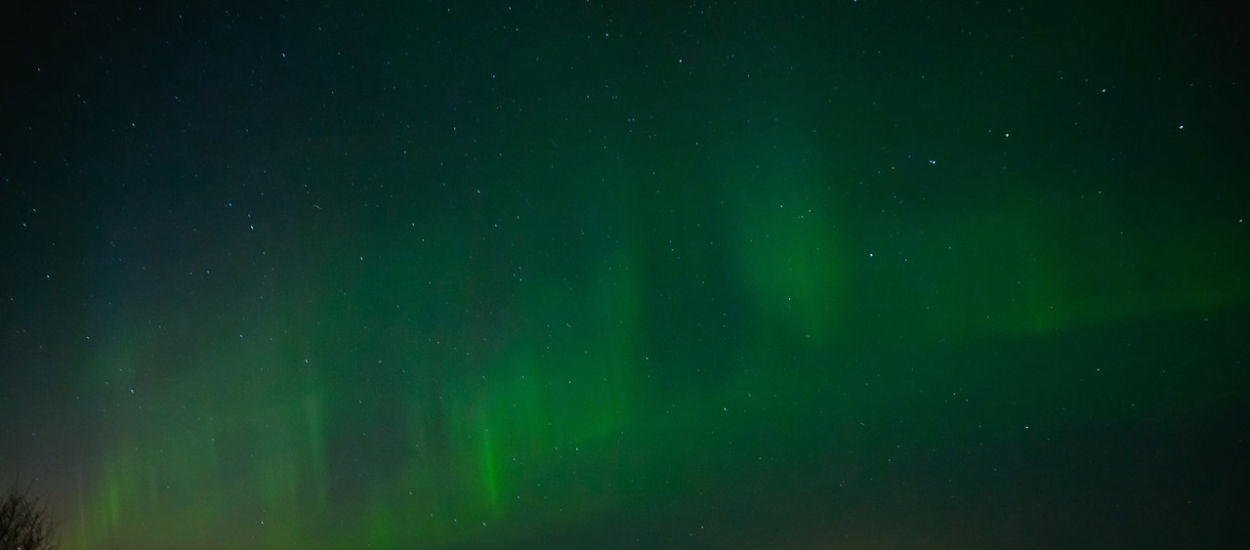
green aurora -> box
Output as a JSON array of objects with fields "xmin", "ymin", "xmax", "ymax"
[{"xmin": 2, "ymin": 1, "xmax": 1249, "ymax": 548}]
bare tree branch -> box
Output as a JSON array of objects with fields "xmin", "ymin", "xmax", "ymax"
[{"xmin": 0, "ymin": 481, "xmax": 57, "ymax": 550}]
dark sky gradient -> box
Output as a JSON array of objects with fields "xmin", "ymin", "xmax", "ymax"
[{"xmin": 3, "ymin": 1, "xmax": 1249, "ymax": 548}]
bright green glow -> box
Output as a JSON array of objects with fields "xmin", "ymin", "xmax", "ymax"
[
  {"xmin": 727, "ymin": 180, "xmax": 847, "ymax": 334},
  {"xmin": 54, "ymin": 106, "xmax": 1250, "ymax": 550}
]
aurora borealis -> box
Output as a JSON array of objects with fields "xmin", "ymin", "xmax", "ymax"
[{"xmin": 2, "ymin": 1, "xmax": 1249, "ymax": 548}]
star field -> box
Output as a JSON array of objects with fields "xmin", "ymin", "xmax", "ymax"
[{"xmin": 2, "ymin": 2, "xmax": 1249, "ymax": 548}]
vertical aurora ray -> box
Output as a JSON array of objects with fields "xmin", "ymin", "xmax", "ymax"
[
  {"xmin": 481, "ymin": 427, "xmax": 500, "ymax": 510},
  {"xmin": 75, "ymin": 475, "xmax": 87, "ymax": 550},
  {"xmin": 303, "ymin": 374, "xmax": 329, "ymax": 513}
]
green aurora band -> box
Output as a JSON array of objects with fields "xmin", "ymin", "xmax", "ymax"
[{"xmin": 2, "ymin": 2, "xmax": 1248, "ymax": 548}]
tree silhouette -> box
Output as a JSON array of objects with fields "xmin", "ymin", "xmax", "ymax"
[{"xmin": 0, "ymin": 482, "xmax": 56, "ymax": 550}]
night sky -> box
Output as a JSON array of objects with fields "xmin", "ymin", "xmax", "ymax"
[{"xmin": 3, "ymin": 1, "xmax": 1249, "ymax": 548}]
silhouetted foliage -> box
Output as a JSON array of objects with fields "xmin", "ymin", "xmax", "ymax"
[{"xmin": 0, "ymin": 482, "xmax": 56, "ymax": 550}]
